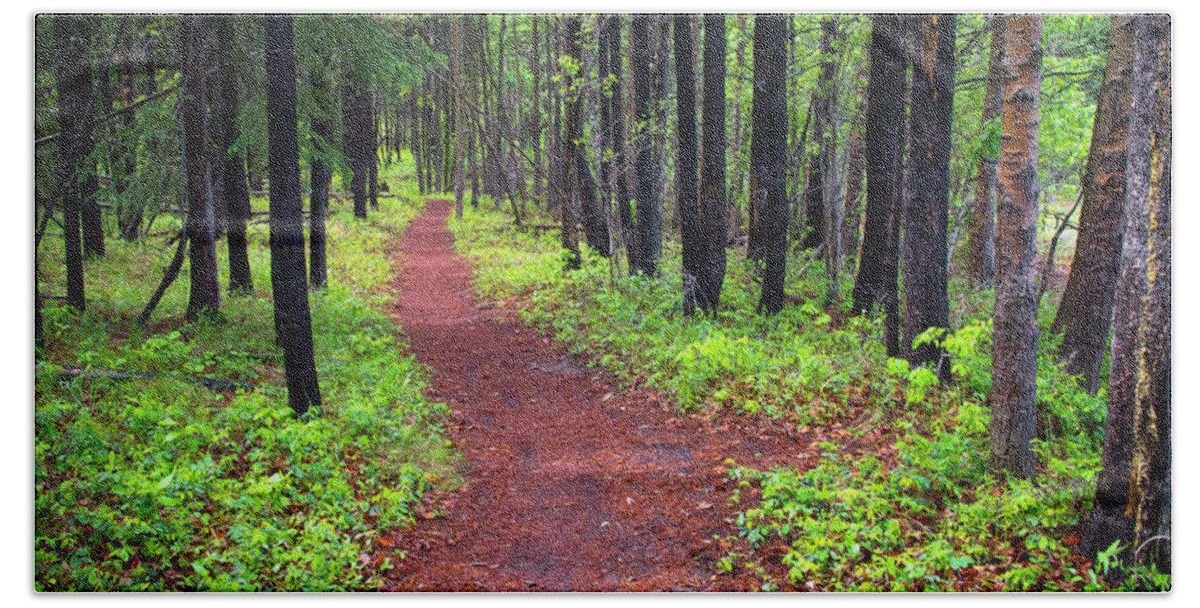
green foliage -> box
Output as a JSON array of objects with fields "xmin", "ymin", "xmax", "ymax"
[{"xmin": 36, "ymin": 165, "xmax": 457, "ymax": 590}]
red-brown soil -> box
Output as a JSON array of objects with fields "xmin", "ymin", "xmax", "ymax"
[{"xmin": 381, "ymin": 200, "xmax": 807, "ymax": 591}]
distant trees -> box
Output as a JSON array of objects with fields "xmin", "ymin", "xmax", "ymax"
[
  {"xmin": 675, "ymin": 15, "xmax": 701, "ymax": 313},
  {"xmin": 967, "ymin": 15, "xmax": 1007, "ymax": 291}
]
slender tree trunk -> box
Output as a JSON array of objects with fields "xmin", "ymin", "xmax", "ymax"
[
  {"xmin": 676, "ymin": 15, "xmax": 701, "ymax": 313},
  {"xmin": 729, "ymin": 17, "xmax": 749, "ymax": 244},
  {"xmin": 901, "ymin": 14, "xmax": 954, "ymax": 373},
  {"xmin": 369, "ymin": 93, "xmax": 379, "ymax": 211},
  {"xmin": 969, "ymin": 15, "xmax": 1008, "ymax": 290},
  {"xmin": 699, "ymin": 13, "xmax": 728, "ymax": 313},
  {"xmin": 604, "ymin": 15, "xmax": 635, "ymax": 274},
  {"xmin": 842, "ymin": 114, "xmax": 866, "ymax": 261},
  {"xmin": 753, "ymin": 14, "xmax": 789, "ymax": 315},
  {"xmin": 213, "ymin": 15, "xmax": 253, "ymax": 295},
  {"xmin": 307, "ymin": 57, "xmax": 334, "ymax": 290},
  {"xmin": 1079, "ymin": 14, "xmax": 1171, "ymax": 578},
  {"xmin": 265, "ymin": 14, "xmax": 321, "ymax": 417},
  {"xmin": 453, "ymin": 16, "xmax": 467, "ymax": 220},
  {"xmin": 821, "ymin": 17, "xmax": 843, "ymax": 301},
  {"xmin": 989, "ymin": 13, "xmax": 1042, "ymax": 480},
  {"xmin": 181, "ymin": 15, "xmax": 221, "ymax": 321},
  {"xmin": 1052, "ymin": 15, "xmax": 1137, "ymax": 394},
  {"xmin": 54, "ymin": 14, "xmax": 95, "ymax": 312}
]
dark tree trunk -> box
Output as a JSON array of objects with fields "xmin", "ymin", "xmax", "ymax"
[
  {"xmin": 369, "ymin": 93, "xmax": 379, "ymax": 211},
  {"xmin": 202, "ymin": 28, "xmax": 228, "ymax": 240},
  {"xmin": 631, "ymin": 15, "xmax": 659, "ymax": 276},
  {"xmin": 753, "ymin": 14, "xmax": 789, "ymax": 315},
  {"xmin": 698, "ymin": 13, "xmax": 728, "ymax": 313},
  {"xmin": 213, "ymin": 15, "xmax": 253, "ymax": 295},
  {"xmin": 968, "ymin": 15, "xmax": 1008, "ymax": 290},
  {"xmin": 531, "ymin": 17, "xmax": 545, "ymax": 203},
  {"xmin": 453, "ymin": 16, "xmax": 467, "ymax": 220},
  {"xmin": 411, "ymin": 94, "xmax": 427, "ymax": 195},
  {"xmin": 265, "ymin": 14, "xmax": 322, "ymax": 417},
  {"xmin": 1079, "ymin": 14, "xmax": 1171, "ymax": 578},
  {"xmin": 344, "ymin": 84, "xmax": 371, "ymax": 219},
  {"xmin": 307, "ymin": 56, "xmax": 334, "ymax": 290},
  {"xmin": 729, "ymin": 16, "xmax": 749, "ymax": 244},
  {"xmin": 1052, "ymin": 15, "xmax": 1137, "ymax": 395},
  {"xmin": 901, "ymin": 14, "xmax": 954, "ymax": 373},
  {"xmin": 54, "ymin": 14, "xmax": 95, "ymax": 312},
  {"xmin": 567, "ymin": 16, "xmax": 609, "ymax": 257},
  {"xmin": 989, "ymin": 13, "xmax": 1042, "ymax": 480},
  {"xmin": 676, "ymin": 14, "xmax": 701, "ymax": 313},
  {"xmin": 851, "ymin": 14, "xmax": 907, "ymax": 358},
  {"xmin": 842, "ymin": 115, "xmax": 866, "ymax": 261},
  {"xmin": 181, "ymin": 15, "xmax": 221, "ymax": 321}
]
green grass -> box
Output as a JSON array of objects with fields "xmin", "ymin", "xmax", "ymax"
[
  {"xmin": 447, "ymin": 202, "xmax": 1156, "ymax": 592},
  {"xmin": 35, "ymin": 153, "xmax": 460, "ymax": 591}
]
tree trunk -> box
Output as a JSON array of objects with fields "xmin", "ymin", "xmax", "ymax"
[
  {"xmin": 567, "ymin": 16, "xmax": 609, "ymax": 257},
  {"xmin": 307, "ymin": 57, "xmax": 334, "ymax": 290},
  {"xmin": 968, "ymin": 15, "xmax": 1008, "ymax": 290},
  {"xmin": 265, "ymin": 14, "xmax": 322, "ymax": 417},
  {"xmin": 851, "ymin": 13, "xmax": 906, "ymax": 338},
  {"xmin": 369, "ymin": 93, "xmax": 379, "ymax": 211},
  {"xmin": 901, "ymin": 14, "xmax": 954, "ymax": 373},
  {"xmin": 213, "ymin": 15, "xmax": 253, "ymax": 295},
  {"xmin": 698, "ymin": 13, "xmax": 728, "ymax": 313},
  {"xmin": 453, "ymin": 16, "xmax": 467, "ymax": 220},
  {"xmin": 1079, "ymin": 14, "xmax": 1171, "ymax": 578},
  {"xmin": 989, "ymin": 13, "xmax": 1042, "ymax": 480},
  {"xmin": 676, "ymin": 15, "xmax": 701, "ymax": 313},
  {"xmin": 54, "ymin": 14, "xmax": 95, "ymax": 312},
  {"xmin": 753, "ymin": 14, "xmax": 789, "ymax": 315},
  {"xmin": 1052, "ymin": 15, "xmax": 1137, "ymax": 395},
  {"xmin": 630, "ymin": 15, "xmax": 659, "ymax": 276},
  {"xmin": 181, "ymin": 15, "xmax": 221, "ymax": 321}
]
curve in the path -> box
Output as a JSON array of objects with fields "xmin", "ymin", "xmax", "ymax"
[{"xmin": 382, "ymin": 200, "xmax": 801, "ymax": 591}]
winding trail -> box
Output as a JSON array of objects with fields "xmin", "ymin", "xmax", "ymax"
[{"xmin": 382, "ymin": 200, "xmax": 802, "ymax": 591}]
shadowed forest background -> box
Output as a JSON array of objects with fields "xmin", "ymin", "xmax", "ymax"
[{"xmin": 33, "ymin": 12, "xmax": 1171, "ymax": 591}]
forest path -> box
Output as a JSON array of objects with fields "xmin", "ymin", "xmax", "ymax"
[{"xmin": 381, "ymin": 200, "xmax": 802, "ymax": 591}]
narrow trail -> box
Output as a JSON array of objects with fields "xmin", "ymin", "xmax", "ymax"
[{"xmin": 382, "ymin": 200, "xmax": 804, "ymax": 591}]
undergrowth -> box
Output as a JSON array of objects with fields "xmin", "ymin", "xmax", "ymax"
[
  {"xmin": 447, "ymin": 203, "xmax": 1157, "ymax": 592},
  {"xmin": 35, "ymin": 156, "xmax": 459, "ymax": 591}
]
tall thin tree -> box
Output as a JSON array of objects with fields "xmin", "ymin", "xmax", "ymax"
[
  {"xmin": 675, "ymin": 14, "xmax": 701, "ymax": 313},
  {"xmin": 265, "ymin": 13, "xmax": 322, "ymax": 417},
  {"xmin": 181, "ymin": 14, "xmax": 221, "ymax": 321},
  {"xmin": 968, "ymin": 15, "xmax": 1008, "ymax": 290},
  {"xmin": 753, "ymin": 14, "xmax": 789, "ymax": 315},
  {"xmin": 698, "ymin": 13, "xmax": 728, "ymax": 313}
]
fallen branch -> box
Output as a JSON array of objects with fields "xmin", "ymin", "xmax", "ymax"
[
  {"xmin": 40, "ymin": 364, "xmax": 255, "ymax": 393},
  {"xmin": 137, "ymin": 228, "xmax": 188, "ymax": 326}
]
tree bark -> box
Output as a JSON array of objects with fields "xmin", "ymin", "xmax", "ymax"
[
  {"xmin": 989, "ymin": 13, "xmax": 1042, "ymax": 480},
  {"xmin": 1079, "ymin": 14, "xmax": 1171, "ymax": 578},
  {"xmin": 54, "ymin": 14, "xmax": 96, "ymax": 312},
  {"xmin": 852, "ymin": 14, "xmax": 907, "ymax": 358},
  {"xmin": 181, "ymin": 14, "xmax": 221, "ymax": 321},
  {"xmin": 630, "ymin": 15, "xmax": 659, "ymax": 276},
  {"xmin": 901, "ymin": 14, "xmax": 954, "ymax": 373},
  {"xmin": 698, "ymin": 13, "xmax": 728, "ymax": 313},
  {"xmin": 567, "ymin": 16, "xmax": 609, "ymax": 257},
  {"xmin": 213, "ymin": 15, "xmax": 253, "ymax": 295},
  {"xmin": 1052, "ymin": 16, "xmax": 1137, "ymax": 395},
  {"xmin": 676, "ymin": 15, "xmax": 701, "ymax": 313},
  {"xmin": 265, "ymin": 13, "xmax": 322, "ymax": 417},
  {"xmin": 753, "ymin": 14, "xmax": 789, "ymax": 315},
  {"xmin": 453, "ymin": 16, "xmax": 467, "ymax": 220}
]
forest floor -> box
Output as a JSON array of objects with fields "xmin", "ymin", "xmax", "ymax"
[{"xmin": 379, "ymin": 200, "xmax": 811, "ymax": 591}]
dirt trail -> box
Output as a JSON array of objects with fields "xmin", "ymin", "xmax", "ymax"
[{"xmin": 382, "ymin": 200, "xmax": 803, "ymax": 591}]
